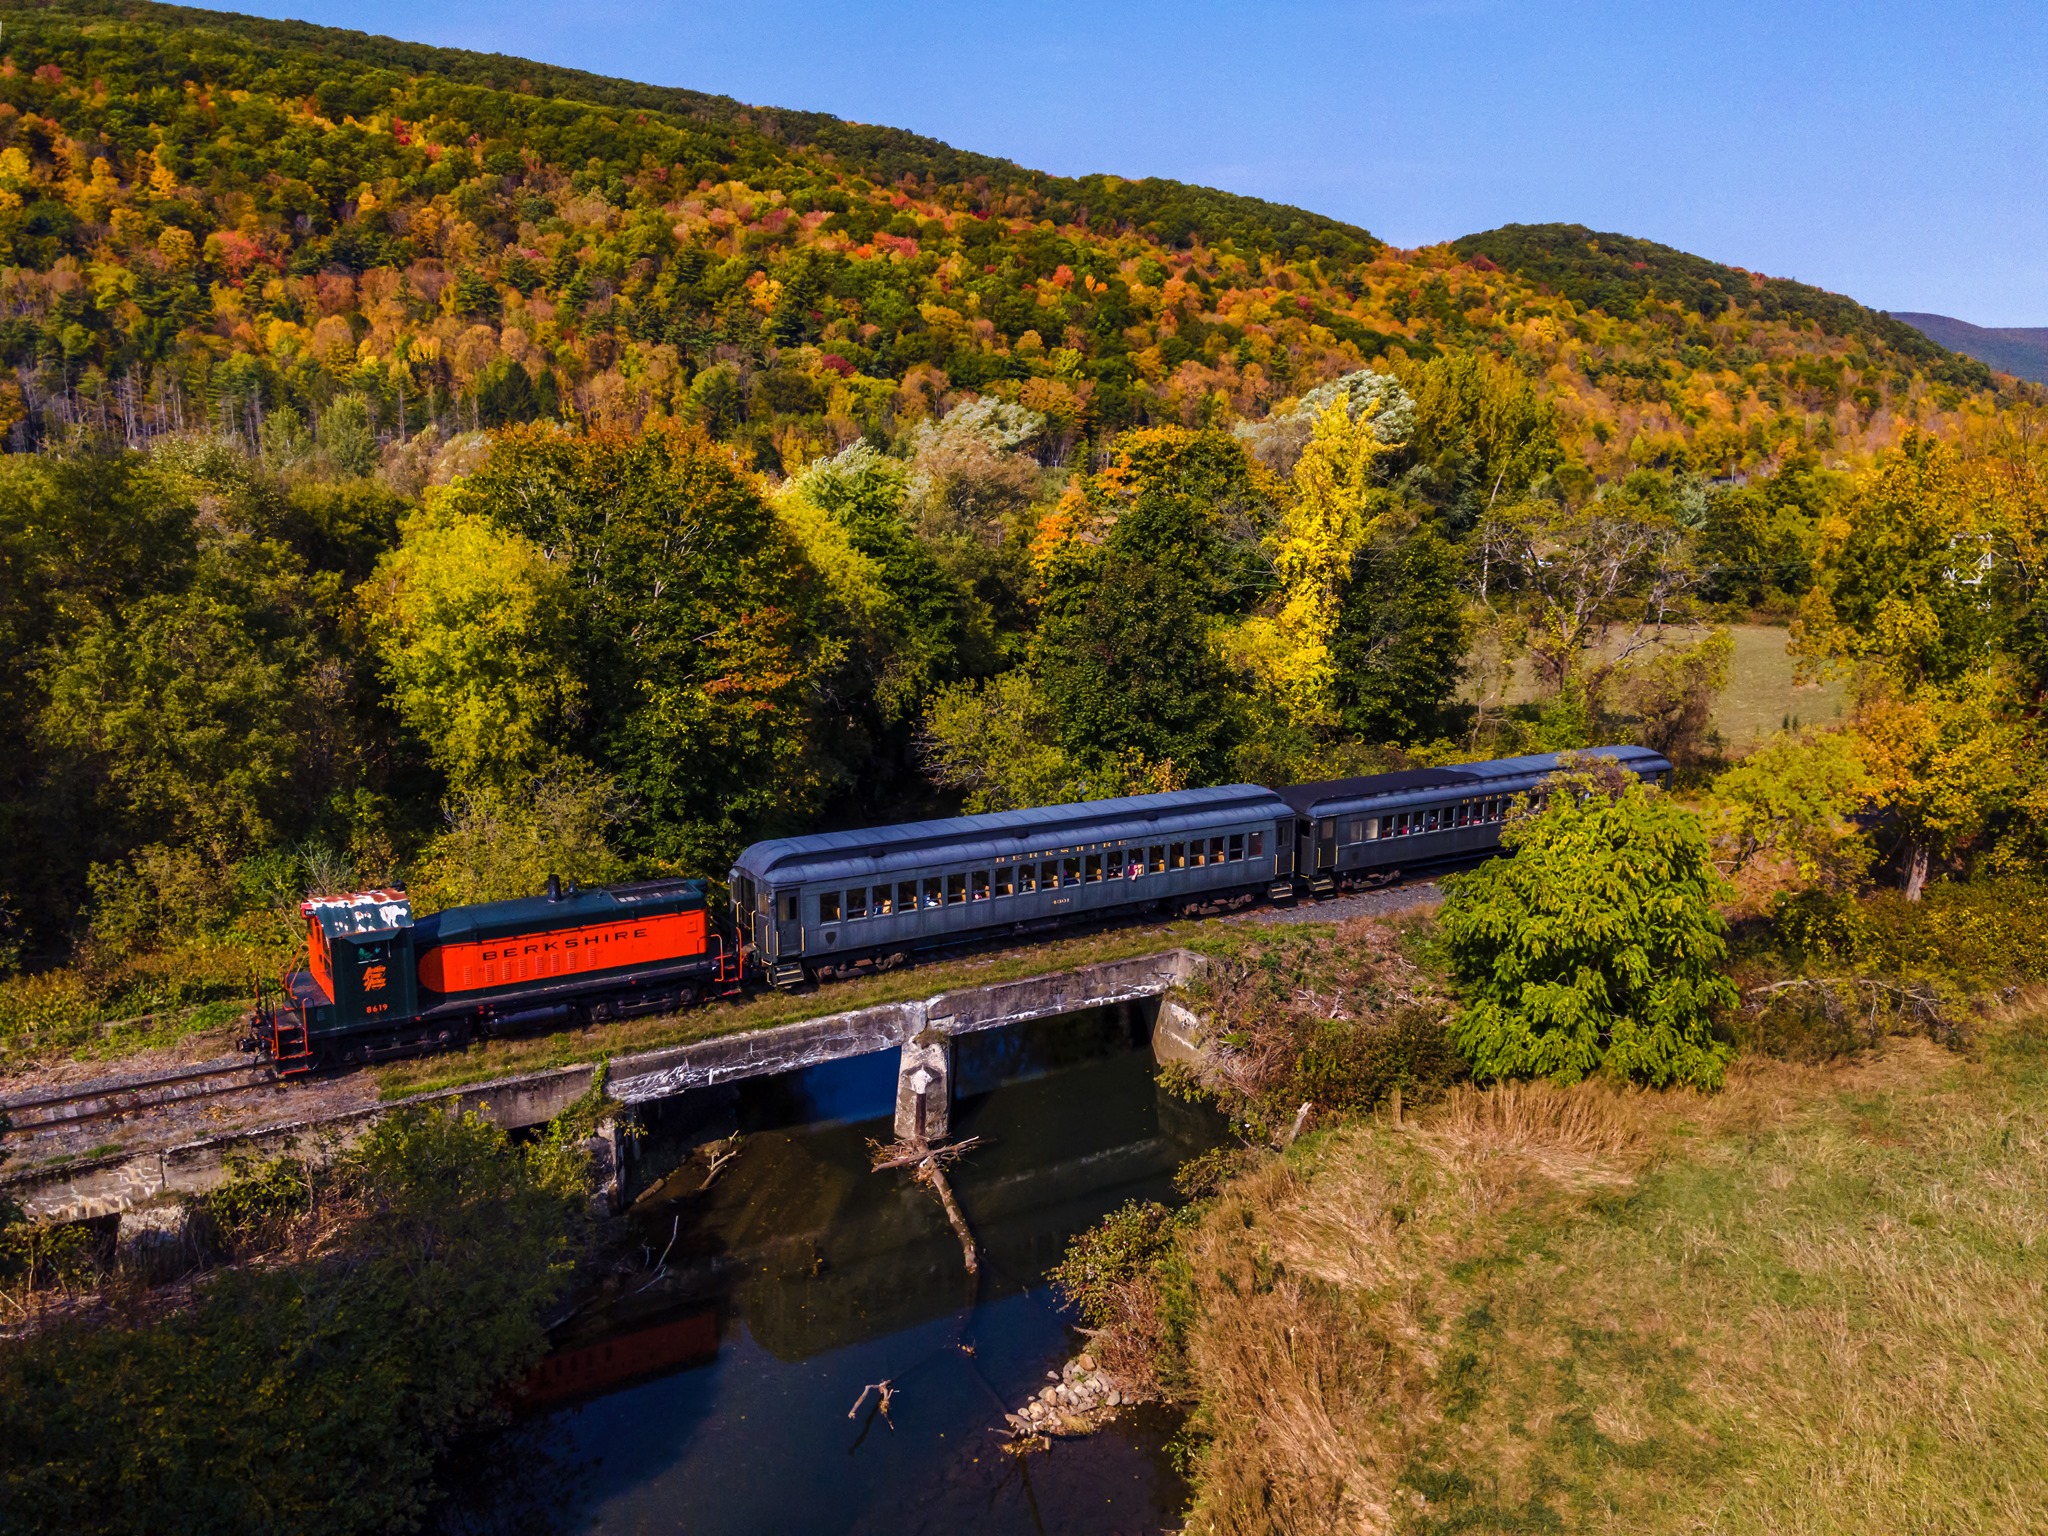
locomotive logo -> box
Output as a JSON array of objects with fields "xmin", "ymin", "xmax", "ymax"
[{"xmin": 362, "ymin": 964, "xmax": 389, "ymax": 991}]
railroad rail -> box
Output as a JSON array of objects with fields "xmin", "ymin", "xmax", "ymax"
[{"xmin": 0, "ymin": 1059, "xmax": 278, "ymax": 1135}]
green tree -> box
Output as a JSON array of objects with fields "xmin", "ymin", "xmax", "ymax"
[
  {"xmin": 360, "ymin": 498, "xmax": 585, "ymax": 790},
  {"xmin": 440, "ymin": 422, "xmax": 831, "ymax": 870},
  {"xmin": 780, "ymin": 441, "xmax": 984, "ymax": 725},
  {"xmin": 409, "ymin": 760, "xmax": 626, "ymax": 910},
  {"xmin": 1329, "ymin": 523, "xmax": 1469, "ymax": 743},
  {"xmin": 316, "ymin": 394, "xmax": 379, "ymax": 479},
  {"xmin": 1795, "ymin": 434, "xmax": 1997, "ymax": 686},
  {"xmin": 1033, "ymin": 428, "xmax": 1268, "ymax": 782},
  {"xmin": 1439, "ymin": 764, "xmax": 1737, "ymax": 1088},
  {"xmin": 1708, "ymin": 730, "xmax": 1872, "ymax": 888}
]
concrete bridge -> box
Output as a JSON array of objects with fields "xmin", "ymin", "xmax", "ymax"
[{"xmin": 3, "ymin": 949, "xmax": 1211, "ymax": 1226}]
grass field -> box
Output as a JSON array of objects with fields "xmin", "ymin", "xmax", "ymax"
[
  {"xmin": 1171, "ymin": 1012, "xmax": 2048, "ymax": 1534},
  {"xmin": 1465, "ymin": 623, "xmax": 1847, "ymax": 749}
]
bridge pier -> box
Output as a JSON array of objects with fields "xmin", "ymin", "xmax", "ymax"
[{"xmin": 894, "ymin": 1031, "xmax": 952, "ymax": 1142}]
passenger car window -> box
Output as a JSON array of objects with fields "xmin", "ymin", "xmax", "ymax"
[
  {"xmin": 1085, "ymin": 854, "xmax": 1102, "ymax": 882},
  {"xmin": 1018, "ymin": 864, "xmax": 1037, "ymax": 894},
  {"xmin": 898, "ymin": 881, "xmax": 918, "ymax": 911},
  {"xmin": 1042, "ymin": 860, "xmax": 1059, "ymax": 890},
  {"xmin": 923, "ymin": 878, "xmax": 943, "ymax": 909},
  {"xmin": 819, "ymin": 891, "xmax": 841, "ymax": 923},
  {"xmin": 1249, "ymin": 830, "xmax": 1265, "ymax": 857},
  {"xmin": 1211, "ymin": 836, "xmax": 1227, "ymax": 863},
  {"xmin": 994, "ymin": 866, "xmax": 1014, "ymax": 897},
  {"xmin": 781, "ymin": 893, "xmax": 800, "ymax": 921},
  {"xmin": 847, "ymin": 887, "xmax": 867, "ymax": 919},
  {"xmin": 971, "ymin": 870, "xmax": 990, "ymax": 901},
  {"xmin": 946, "ymin": 873, "xmax": 967, "ymax": 905},
  {"xmin": 873, "ymin": 887, "xmax": 893, "ymax": 915},
  {"xmin": 1063, "ymin": 857, "xmax": 1081, "ymax": 887},
  {"xmin": 1228, "ymin": 833, "xmax": 1244, "ymax": 861},
  {"xmin": 1150, "ymin": 845, "xmax": 1166, "ymax": 872},
  {"xmin": 1170, "ymin": 842, "xmax": 1185, "ymax": 869}
]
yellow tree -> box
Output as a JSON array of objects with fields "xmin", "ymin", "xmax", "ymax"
[
  {"xmin": 1233, "ymin": 400, "xmax": 1397, "ymax": 731},
  {"xmin": 1853, "ymin": 674, "xmax": 2021, "ymax": 900}
]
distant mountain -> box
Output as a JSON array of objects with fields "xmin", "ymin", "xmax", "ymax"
[
  {"xmin": 1891, "ymin": 313, "xmax": 2048, "ymax": 386},
  {"xmin": 1452, "ymin": 225, "xmax": 1991, "ymax": 390}
]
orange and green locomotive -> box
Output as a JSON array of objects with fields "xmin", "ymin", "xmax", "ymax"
[{"xmin": 255, "ymin": 875, "xmax": 742, "ymax": 1072}]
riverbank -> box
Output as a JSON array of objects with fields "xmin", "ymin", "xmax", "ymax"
[{"xmin": 1096, "ymin": 1009, "xmax": 2048, "ymax": 1533}]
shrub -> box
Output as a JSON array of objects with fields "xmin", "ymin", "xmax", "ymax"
[
  {"xmin": 0, "ymin": 1108, "xmax": 586, "ymax": 1536},
  {"xmin": 1439, "ymin": 765, "xmax": 1737, "ymax": 1088}
]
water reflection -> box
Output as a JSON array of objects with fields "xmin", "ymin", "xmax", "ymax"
[{"xmin": 447, "ymin": 1006, "xmax": 1225, "ymax": 1535}]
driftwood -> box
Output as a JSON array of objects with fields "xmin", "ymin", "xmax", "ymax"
[
  {"xmin": 697, "ymin": 1133, "xmax": 741, "ymax": 1191},
  {"xmin": 871, "ymin": 1135, "xmax": 985, "ymax": 1275},
  {"xmin": 848, "ymin": 1379, "xmax": 895, "ymax": 1428}
]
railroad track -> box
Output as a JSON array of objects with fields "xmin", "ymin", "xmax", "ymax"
[{"xmin": 0, "ymin": 1058, "xmax": 283, "ymax": 1135}]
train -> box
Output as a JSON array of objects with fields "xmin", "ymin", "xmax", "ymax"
[{"xmin": 253, "ymin": 745, "xmax": 1670, "ymax": 1073}]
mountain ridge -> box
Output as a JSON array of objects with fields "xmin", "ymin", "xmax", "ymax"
[{"xmin": 1891, "ymin": 312, "xmax": 2048, "ymax": 386}]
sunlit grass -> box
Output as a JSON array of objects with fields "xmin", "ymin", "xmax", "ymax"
[{"xmin": 1174, "ymin": 1018, "xmax": 2048, "ymax": 1534}]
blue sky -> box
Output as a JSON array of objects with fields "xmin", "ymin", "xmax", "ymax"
[{"xmin": 242, "ymin": 0, "xmax": 2047, "ymax": 324}]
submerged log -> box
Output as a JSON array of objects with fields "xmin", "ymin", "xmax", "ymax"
[{"xmin": 870, "ymin": 1134, "xmax": 984, "ymax": 1275}]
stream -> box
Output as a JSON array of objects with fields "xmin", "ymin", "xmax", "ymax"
[{"xmin": 439, "ymin": 1004, "xmax": 1229, "ymax": 1535}]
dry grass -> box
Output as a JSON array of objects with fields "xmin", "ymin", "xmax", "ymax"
[{"xmin": 1168, "ymin": 1019, "xmax": 2048, "ymax": 1535}]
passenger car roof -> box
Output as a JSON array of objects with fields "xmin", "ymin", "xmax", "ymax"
[
  {"xmin": 1279, "ymin": 746, "xmax": 1669, "ymax": 817},
  {"xmin": 732, "ymin": 785, "xmax": 1293, "ymax": 886}
]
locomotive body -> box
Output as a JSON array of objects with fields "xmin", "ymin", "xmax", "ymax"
[{"xmin": 259, "ymin": 877, "xmax": 738, "ymax": 1072}]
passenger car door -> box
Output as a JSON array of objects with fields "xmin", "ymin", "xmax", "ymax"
[{"xmin": 774, "ymin": 890, "xmax": 804, "ymax": 956}]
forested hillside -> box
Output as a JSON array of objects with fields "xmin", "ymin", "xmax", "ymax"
[
  {"xmin": 0, "ymin": 0, "xmax": 2043, "ymax": 1047},
  {"xmin": 0, "ymin": 0, "xmax": 2004, "ymax": 474}
]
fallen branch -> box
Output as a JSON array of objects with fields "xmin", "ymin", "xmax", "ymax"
[
  {"xmin": 870, "ymin": 1135, "xmax": 985, "ymax": 1274},
  {"xmin": 698, "ymin": 1133, "xmax": 741, "ymax": 1191},
  {"xmin": 1745, "ymin": 975, "xmax": 1957, "ymax": 1045},
  {"xmin": 848, "ymin": 1378, "xmax": 895, "ymax": 1428}
]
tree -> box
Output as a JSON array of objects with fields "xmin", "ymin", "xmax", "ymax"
[
  {"xmin": 1852, "ymin": 673, "xmax": 2021, "ymax": 900},
  {"xmin": 359, "ymin": 498, "xmax": 585, "ymax": 790},
  {"xmin": 1253, "ymin": 400, "xmax": 1399, "ymax": 731},
  {"xmin": 1438, "ymin": 764, "xmax": 1737, "ymax": 1088},
  {"xmin": 1033, "ymin": 428, "xmax": 1270, "ymax": 783},
  {"xmin": 1396, "ymin": 350, "xmax": 1562, "ymax": 532},
  {"xmin": 779, "ymin": 440, "xmax": 984, "ymax": 726},
  {"xmin": 316, "ymin": 394, "xmax": 380, "ymax": 479},
  {"xmin": 1794, "ymin": 434, "xmax": 1997, "ymax": 686},
  {"xmin": 920, "ymin": 671, "xmax": 1095, "ymax": 812},
  {"xmin": 409, "ymin": 760, "xmax": 626, "ymax": 910},
  {"xmin": 1708, "ymin": 730, "xmax": 1872, "ymax": 889},
  {"xmin": 1480, "ymin": 476, "xmax": 1700, "ymax": 698},
  {"xmin": 1328, "ymin": 523, "xmax": 1468, "ymax": 744},
  {"xmin": 1612, "ymin": 628, "xmax": 1733, "ymax": 766},
  {"xmin": 440, "ymin": 422, "xmax": 831, "ymax": 871}
]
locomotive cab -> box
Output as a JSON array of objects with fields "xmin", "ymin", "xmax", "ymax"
[{"xmin": 302, "ymin": 889, "xmax": 419, "ymax": 1029}]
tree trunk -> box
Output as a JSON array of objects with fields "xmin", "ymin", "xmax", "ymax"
[{"xmin": 1902, "ymin": 841, "xmax": 1929, "ymax": 902}]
